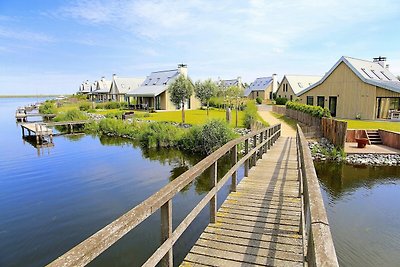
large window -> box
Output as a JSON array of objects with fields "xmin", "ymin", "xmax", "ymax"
[
  {"xmin": 376, "ymin": 97, "xmax": 400, "ymax": 119},
  {"xmin": 307, "ymin": 96, "xmax": 313, "ymax": 105},
  {"xmin": 317, "ymin": 96, "xmax": 325, "ymax": 108}
]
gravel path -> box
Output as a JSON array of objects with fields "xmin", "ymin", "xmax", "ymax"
[{"xmin": 257, "ymin": 105, "xmax": 296, "ymax": 137}]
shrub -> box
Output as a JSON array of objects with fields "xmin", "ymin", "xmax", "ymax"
[
  {"xmin": 243, "ymin": 100, "xmax": 258, "ymax": 129},
  {"xmin": 139, "ymin": 122, "xmax": 183, "ymax": 148},
  {"xmin": 79, "ymin": 102, "xmax": 91, "ymax": 111},
  {"xmin": 180, "ymin": 119, "xmax": 235, "ymax": 155},
  {"xmin": 286, "ymin": 101, "xmax": 331, "ymax": 118},
  {"xmin": 255, "ymin": 97, "xmax": 263, "ymax": 104},
  {"xmin": 97, "ymin": 118, "xmax": 139, "ymax": 137},
  {"xmin": 54, "ymin": 110, "xmax": 88, "ymax": 122},
  {"xmin": 39, "ymin": 101, "xmax": 56, "ymax": 114},
  {"xmin": 275, "ymin": 97, "xmax": 288, "ymax": 105},
  {"xmin": 103, "ymin": 101, "xmax": 121, "ymax": 109}
]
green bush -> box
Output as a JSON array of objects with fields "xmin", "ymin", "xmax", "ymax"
[
  {"xmin": 275, "ymin": 97, "xmax": 288, "ymax": 105},
  {"xmin": 79, "ymin": 102, "xmax": 91, "ymax": 111},
  {"xmin": 256, "ymin": 97, "xmax": 263, "ymax": 104},
  {"xmin": 104, "ymin": 102, "xmax": 120, "ymax": 109},
  {"xmin": 243, "ymin": 100, "xmax": 258, "ymax": 129},
  {"xmin": 54, "ymin": 110, "xmax": 88, "ymax": 122},
  {"xmin": 180, "ymin": 119, "xmax": 235, "ymax": 155},
  {"xmin": 139, "ymin": 122, "xmax": 183, "ymax": 148},
  {"xmin": 39, "ymin": 101, "xmax": 56, "ymax": 114},
  {"xmin": 286, "ymin": 101, "xmax": 331, "ymax": 118},
  {"xmin": 97, "ymin": 118, "xmax": 139, "ymax": 137}
]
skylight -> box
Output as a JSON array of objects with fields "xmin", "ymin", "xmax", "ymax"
[
  {"xmin": 298, "ymin": 82, "xmax": 303, "ymax": 88},
  {"xmin": 370, "ymin": 70, "xmax": 381, "ymax": 80},
  {"xmin": 361, "ymin": 68, "xmax": 373, "ymax": 79},
  {"xmin": 380, "ymin": 71, "xmax": 391, "ymax": 80}
]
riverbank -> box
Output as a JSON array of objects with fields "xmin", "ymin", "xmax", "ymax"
[{"xmin": 309, "ymin": 138, "xmax": 400, "ymax": 166}]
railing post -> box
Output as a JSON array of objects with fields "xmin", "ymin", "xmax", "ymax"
[
  {"xmin": 268, "ymin": 128, "xmax": 271, "ymax": 149},
  {"xmin": 259, "ymin": 131, "xmax": 264, "ymax": 158},
  {"xmin": 252, "ymin": 135, "xmax": 257, "ymax": 167},
  {"xmin": 160, "ymin": 200, "xmax": 173, "ymax": 267},
  {"xmin": 244, "ymin": 139, "xmax": 249, "ymax": 177},
  {"xmin": 231, "ymin": 145, "xmax": 237, "ymax": 192},
  {"xmin": 210, "ymin": 162, "xmax": 217, "ymax": 223}
]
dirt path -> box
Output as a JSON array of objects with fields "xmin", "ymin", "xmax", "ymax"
[{"xmin": 257, "ymin": 105, "xmax": 296, "ymax": 137}]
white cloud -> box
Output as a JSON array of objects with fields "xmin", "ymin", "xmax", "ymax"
[{"xmin": 0, "ymin": 26, "xmax": 55, "ymax": 42}]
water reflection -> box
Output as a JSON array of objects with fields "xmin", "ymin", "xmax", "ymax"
[
  {"xmin": 315, "ymin": 162, "xmax": 400, "ymax": 200},
  {"xmin": 315, "ymin": 162, "xmax": 400, "ymax": 267}
]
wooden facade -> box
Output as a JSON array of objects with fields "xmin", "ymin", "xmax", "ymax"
[
  {"xmin": 276, "ymin": 76, "xmax": 295, "ymax": 101},
  {"xmin": 298, "ymin": 62, "xmax": 400, "ymax": 120},
  {"xmin": 247, "ymin": 83, "xmax": 273, "ymax": 100}
]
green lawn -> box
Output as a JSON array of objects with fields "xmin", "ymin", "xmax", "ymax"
[
  {"xmin": 340, "ymin": 119, "xmax": 400, "ymax": 132},
  {"xmin": 137, "ymin": 109, "xmax": 245, "ymax": 127},
  {"xmin": 270, "ymin": 112, "xmax": 297, "ymax": 130}
]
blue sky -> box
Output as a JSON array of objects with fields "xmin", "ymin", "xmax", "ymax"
[{"xmin": 1, "ymin": 0, "xmax": 400, "ymax": 95}]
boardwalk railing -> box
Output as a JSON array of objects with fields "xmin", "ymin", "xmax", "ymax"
[
  {"xmin": 296, "ymin": 124, "xmax": 339, "ymax": 267},
  {"xmin": 47, "ymin": 124, "xmax": 281, "ymax": 267}
]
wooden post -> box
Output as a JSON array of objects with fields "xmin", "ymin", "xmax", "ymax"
[
  {"xmin": 21, "ymin": 126, "xmax": 24, "ymax": 138},
  {"xmin": 252, "ymin": 135, "xmax": 257, "ymax": 167},
  {"xmin": 268, "ymin": 128, "xmax": 271, "ymax": 149},
  {"xmin": 259, "ymin": 131, "xmax": 264, "ymax": 159},
  {"xmin": 231, "ymin": 145, "xmax": 237, "ymax": 192},
  {"xmin": 244, "ymin": 139, "xmax": 249, "ymax": 177},
  {"xmin": 160, "ymin": 200, "xmax": 172, "ymax": 267},
  {"xmin": 210, "ymin": 162, "xmax": 217, "ymax": 223}
]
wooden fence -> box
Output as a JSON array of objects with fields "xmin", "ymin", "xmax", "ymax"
[
  {"xmin": 47, "ymin": 124, "xmax": 281, "ymax": 267},
  {"xmin": 379, "ymin": 129, "xmax": 400, "ymax": 149},
  {"xmin": 272, "ymin": 105, "xmax": 348, "ymax": 148},
  {"xmin": 297, "ymin": 125, "xmax": 339, "ymax": 267}
]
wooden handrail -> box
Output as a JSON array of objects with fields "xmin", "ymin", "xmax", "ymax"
[
  {"xmin": 296, "ymin": 124, "xmax": 339, "ymax": 267},
  {"xmin": 47, "ymin": 124, "xmax": 281, "ymax": 267}
]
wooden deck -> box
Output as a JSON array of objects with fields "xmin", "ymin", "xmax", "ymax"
[{"xmin": 181, "ymin": 136, "xmax": 303, "ymax": 267}]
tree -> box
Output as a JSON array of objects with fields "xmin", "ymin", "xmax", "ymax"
[
  {"xmin": 168, "ymin": 75, "xmax": 194, "ymax": 123},
  {"xmin": 227, "ymin": 85, "xmax": 244, "ymax": 127},
  {"xmin": 194, "ymin": 79, "xmax": 217, "ymax": 115}
]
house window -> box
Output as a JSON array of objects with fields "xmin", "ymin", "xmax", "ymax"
[
  {"xmin": 317, "ymin": 96, "xmax": 325, "ymax": 108},
  {"xmin": 290, "ymin": 95, "xmax": 293, "ymax": 101},
  {"xmin": 256, "ymin": 92, "xmax": 259, "ymax": 97},
  {"xmin": 307, "ymin": 96, "xmax": 314, "ymax": 105}
]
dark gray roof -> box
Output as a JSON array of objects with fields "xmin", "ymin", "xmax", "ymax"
[
  {"xmin": 298, "ymin": 56, "xmax": 400, "ymax": 96},
  {"xmin": 244, "ymin": 77, "xmax": 272, "ymax": 96},
  {"xmin": 126, "ymin": 69, "xmax": 180, "ymax": 97}
]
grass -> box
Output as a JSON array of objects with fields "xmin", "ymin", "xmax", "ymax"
[
  {"xmin": 340, "ymin": 119, "xmax": 400, "ymax": 132},
  {"xmin": 138, "ymin": 109, "xmax": 245, "ymax": 127},
  {"xmin": 270, "ymin": 112, "xmax": 297, "ymax": 130}
]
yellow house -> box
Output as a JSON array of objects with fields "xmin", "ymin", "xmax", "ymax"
[
  {"xmin": 244, "ymin": 74, "xmax": 278, "ymax": 100},
  {"xmin": 276, "ymin": 75, "xmax": 322, "ymax": 101},
  {"xmin": 109, "ymin": 75, "xmax": 144, "ymax": 102},
  {"xmin": 297, "ymin": 56, "xmax": 400, "ymax": 119},
  {"xmin": 126, "ymin": 64, "xmax": 201, "ymax": 111}
]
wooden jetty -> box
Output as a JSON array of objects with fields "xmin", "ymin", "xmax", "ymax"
[
  {"xmin": 16, "ymin": 112, "xmax": 56, "ymax": 122},
  {"xmin": 21, "ymin": 123, "xmax": 53, "ymax": 144},
  {"xmin": 21, "ymin": 120, "xmax": 90, "ymax": 144},
  {"xmin": 47, "ymin": 124, "xmax": 338, "ymax": 267}
]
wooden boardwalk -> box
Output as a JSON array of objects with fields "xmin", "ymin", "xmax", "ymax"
[{"xmin": 181, "ymin": 136, "xmax": 303, "ymax": 267}]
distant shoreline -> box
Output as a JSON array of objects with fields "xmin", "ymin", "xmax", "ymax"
[{"xmin": 0, "ymin": 95, "xmax": 66, "ymax": 98}]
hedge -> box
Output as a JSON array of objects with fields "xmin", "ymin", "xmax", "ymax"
[{"xmin": 286, "ymin": 101, "xmax": 331, "ymax": 118}]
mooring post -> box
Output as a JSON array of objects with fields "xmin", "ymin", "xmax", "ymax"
[
  {"xmin": 244, "ymin": 139, "xmax": 249, "ymax": 177},
  {"xmin": 231, "ymin": 145, "xmax": 237, "ymax": 192},
  {"xmin": 160, "ymin": 199, "xmax": 173, "ymax": 267},
  {"xmin": 21, "ymin": 126, "xmax": 24, "ymax": 138},
  {"xmin": 210, "ymin": 161, "xmax": 217, "ymax": 223}
]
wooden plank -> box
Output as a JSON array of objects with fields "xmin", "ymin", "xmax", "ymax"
[
  {"xmin": 195, "ymin": 238, "xmax": 303, "ymax": 262},
  {"xmin": 187, "ymin": 245, "xmax": 302, "ymax": 267}
]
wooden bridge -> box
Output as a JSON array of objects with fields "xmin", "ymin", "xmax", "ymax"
[{"xmin": 47, "ymin": 124, "xmax": 338, "ymax": 267}]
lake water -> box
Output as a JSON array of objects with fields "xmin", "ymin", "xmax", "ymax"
[
  {"xmin": 0, "ymin": 98, "xmax": 238, "ymax": 266},
  {"xmin": 315, "ymin": 162, "xmax": 400, "ymax": 267},
  {"xmin": 2, "ymin": 98, "xmax": 400, "ymax": 266}
]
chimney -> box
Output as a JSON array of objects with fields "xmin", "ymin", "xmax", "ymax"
[
  {"xmin": 178, "ymin": 64, "xmax": 188, "ymax": 78},
  {"xmin": 237, "ymin": 76, "xmax": 242, "ymax": 89},
  {"xmin": 272, "ymin": 74, "xmax": 278, "ymax": 93},
  {"xmin": 373, "ymin": 56, "xmax": 386, "ymax": 68}
]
